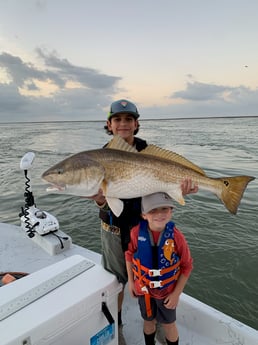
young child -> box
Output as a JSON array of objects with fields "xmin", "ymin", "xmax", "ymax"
[{"xmin": 125, "ymin": 192, "xmax": 193, "ymax": 345}]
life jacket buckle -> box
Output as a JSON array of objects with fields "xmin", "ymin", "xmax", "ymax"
[
  {"xmin": 141, "ymin": 286, "xmax": 149, "ymax": 293},
  {"xmin": 149, "ymin": 281, "xmax": 162, "ymax": 288},
  {"xmin": 148, "ymin": 269, "xmax": 161, "ymax": 277}
]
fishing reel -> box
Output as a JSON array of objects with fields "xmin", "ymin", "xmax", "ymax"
[{"xmin": 19, "ymin": 152, "xmax": 59, "ymax": 238}]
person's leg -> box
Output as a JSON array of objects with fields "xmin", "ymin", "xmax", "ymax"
[
  {"xmin": 101, "ymin": 226, "xmax": 128, "ymax": 325},
  {"xmin": 155, "ymin": 299, "xmax": 178, "ymax": 344},
  {"xmin": 117, "ymin": 289, "xmax": 124, "ymax": 325},
  {"xmin": 162, "ymin": 322, "xmax": 179, "ymax": 344},
  {"xmin": 143, "ymin": 319, "xmax": 157, "ymax": 345},
  {"xmin": 138, "ymin": 295, "xmax": 157, "ymax": 345}
]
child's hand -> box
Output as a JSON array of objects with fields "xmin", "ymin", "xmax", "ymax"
[{"xmin": 163, "ymin": 292, "xmax": 180, "ymax": 309}]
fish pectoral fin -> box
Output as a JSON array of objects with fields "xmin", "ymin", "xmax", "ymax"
[
  {"xmin": 167, "ymin": 189, "xmax": 185, "ymax": 206},
  {"xmin": 106, "ymin": 197, "xmax": 124, "ymax": 217}
]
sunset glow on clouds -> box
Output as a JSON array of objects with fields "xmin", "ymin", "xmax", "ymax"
[{"xmin": 0, "ymin": 0, "xmax": 258, "ymax": 122}]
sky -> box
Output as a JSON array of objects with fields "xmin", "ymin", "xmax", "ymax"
[{"xmin": 0, "ymin": 0, "xmax": 258, "ymax": 122}]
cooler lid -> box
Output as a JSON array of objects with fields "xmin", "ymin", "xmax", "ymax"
[{"xmin": 0, "ymin": 255, "xmax": 94, "ymax": 321}]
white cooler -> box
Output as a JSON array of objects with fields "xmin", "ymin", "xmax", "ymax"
[{"xmin": 0, "ymin": 255, "xmax": 122, "ymax": 345}]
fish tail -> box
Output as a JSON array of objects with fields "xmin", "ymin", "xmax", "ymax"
[{"xmin": 218, "ymin": 176, "xmax": 255, "ymax": 214}]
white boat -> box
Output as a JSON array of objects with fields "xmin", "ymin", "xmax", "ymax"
[{"xmin": 0, "ymin": 153, "xmax": 257, "ymax": 345}]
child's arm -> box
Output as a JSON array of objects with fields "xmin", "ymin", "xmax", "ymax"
[
  {"xmin": 125, "ymin": 224, "xmax": 140, "ymax": 298},
  {"xmin": 164, "ymin": 227, "xmax": 193, "ymax": 309},
  {"xmin": 126, "ymin": 260, "xmax": 137, "ymax": 298},
  {"xmin": 163, "ymin": 273, "xmax": 189, "ymax": 309}
]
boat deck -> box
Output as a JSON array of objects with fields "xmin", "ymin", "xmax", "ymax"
[{"xmin": 1, "ymin": 223, "xmax": 257, "ymax": 345}]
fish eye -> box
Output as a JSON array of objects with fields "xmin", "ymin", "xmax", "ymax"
[{"xmin": 57, "ymin": 168, "xmax": 63, "ymax": 175}]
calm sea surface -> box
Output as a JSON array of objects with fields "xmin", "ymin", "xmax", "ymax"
[{"xmin": 0, "ymin": 117, "xmax": 257, "ymax": 329}]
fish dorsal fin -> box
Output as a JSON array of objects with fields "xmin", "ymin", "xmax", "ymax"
[
  {"xmin": 106, "ymin": 135, "xmax": 206, "ymax": 175},
  {"xmin": 141, "ymin": 145, "xmax": 206, "ymax": 176},
  {"xmin": 106, "ymin": 135, "xmax": 138, "ymax": 153}
]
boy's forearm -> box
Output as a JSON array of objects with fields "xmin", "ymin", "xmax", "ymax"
[
  {"xmin": 173, "ymin": 273, "xmax": 189, "ymax": 296},
  {"xmin": 126, "ymin": 261, "xmax": 134, "ymax": 283}
]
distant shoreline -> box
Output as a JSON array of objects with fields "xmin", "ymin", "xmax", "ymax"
[{"xmin": 0, "ymin": 115, "xmax": 257, "ymax": 125}]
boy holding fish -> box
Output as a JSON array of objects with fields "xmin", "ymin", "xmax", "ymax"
[
  {"xmin": 92, "ymin": 99, "xmax": 197, "ymax": 327},
  {"xmin": 125, "ymin": 192, "xmax": 193, "ymax": 345}
]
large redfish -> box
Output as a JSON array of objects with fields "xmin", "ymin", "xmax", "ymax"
[{"xmin": 41, "ymin": 135, "xmax": 255, "ymax": 217}]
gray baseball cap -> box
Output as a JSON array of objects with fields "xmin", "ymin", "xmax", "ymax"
[
  {"xmin": 141, "ymin": 192, "xmax": 174, "ymax": 214},
  {"xmin": 108, "ymin": 99, "xmax": 140, "ymax": 120}
]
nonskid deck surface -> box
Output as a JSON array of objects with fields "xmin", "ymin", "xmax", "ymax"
[{"xmin": 121, "ymin": 288, "xmax": 258, "ymax": 345}]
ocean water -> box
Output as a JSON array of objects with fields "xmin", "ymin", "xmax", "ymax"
[{"xmin": 0, "ymin": 117, "xmax": 257, "ymax": 329}]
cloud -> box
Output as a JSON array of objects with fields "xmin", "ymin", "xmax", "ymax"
[
  {"xmin": 0, "ymin": 50, "xmax": 258, "ymax": 122},
  {"xmin": 171, "ymin": 80, "xmax": 258, "ymax": 107},
  {"xmin": 0, "ymin": 52, "xmax": 62, "ymax": 87},
  {"xmin": 0, "ymin": 83, "xmax": 27, "ymax": 111},
  {"xmin": 36, "ymin": 49, "xmax": 120, "ymax": 90},
  {"xmin": 0, "ymin": 50, "xmax": 121, "ymax": 122},
  {"xmin": 171, "ymin": 81, "xmax": 231, "ymax": 101},
  {"xmin": 142, "ymin": 82, "xmax": 258, "ymax": 118}
]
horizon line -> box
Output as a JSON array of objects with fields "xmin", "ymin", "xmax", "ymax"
[{"xmin": 0, "ymin": 114, "xmax": 257, "ymax": 125}]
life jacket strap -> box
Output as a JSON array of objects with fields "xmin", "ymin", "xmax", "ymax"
[
  {"xmin": 132, "ymin": 258, "xmax": 180, "ymax": 277},
  {"xmin": 144, "ymin": 293, "xmax": 152, "ymax": 318},
  {"xmin": 148, "ymin": 260, "xmax": 181, "ymax": 276},
  {"xmin": 132, "ymin": 258, "xmax": 181, "ymax": 289}
]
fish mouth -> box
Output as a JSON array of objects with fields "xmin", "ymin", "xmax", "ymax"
[{"xmin": 46, "ymin": 184, "xmax": 66, "ymax": 192}]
